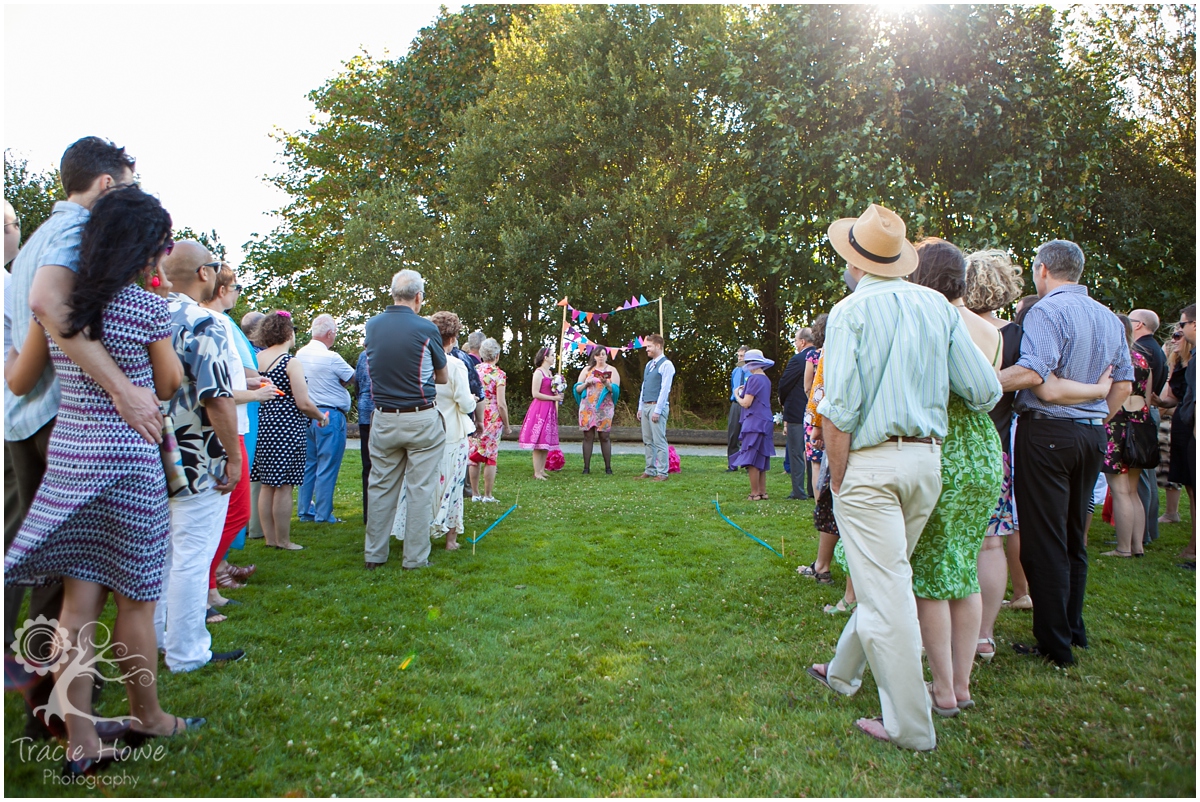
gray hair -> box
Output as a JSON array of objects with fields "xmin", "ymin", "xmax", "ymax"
[
  {"xmin": 311, "ymin": 313, "xmax": 337, "ymax": 339},
  {"xmin": 1034, "ymin": 240, "xmax": 1085, "ymax": 283},
  {"xmin": 796, "ymin": 327, "xmax": 813, "ymax": 344},
  {"xmin": 390, "ymin": 269, "xmax": 425, "ymax": 302},
  {"xmin": 479, "ymin": 337, "xmax": 502, "ymax": 363},
  {"xmin": 466, "ymin": 329, "xmax": 486, "ymax": 352}
]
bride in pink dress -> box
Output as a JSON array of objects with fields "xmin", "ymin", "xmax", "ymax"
[{"xmin": 518, "ymin": 346, "xmax": 562, "ymax": 479}]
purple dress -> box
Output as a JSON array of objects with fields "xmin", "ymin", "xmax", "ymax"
[
  {"xmin": 4, "ymin": 285, "xmax": 172, "ymax": 601},
  {"xmin": 518, "ymin": 371, "xmax": 560, "ymax": 450},
  {"xmin": 731, "ymin": 373, "xmax": 775, "ymax": 471}
]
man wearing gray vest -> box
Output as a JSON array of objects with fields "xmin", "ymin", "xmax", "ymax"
[{"xmin": 636, "ymin": 334, "xmax": 674, "ymax": 481}]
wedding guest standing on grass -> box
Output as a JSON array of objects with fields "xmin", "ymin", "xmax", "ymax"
[
  {"xmin": 637, "ymin": 334, "xmax": 674, "ymax": 481},
  {"xmin": 518, "ymin": 346, "xmax": 562, "ymax": 480},
  {"xmin": 725, "ymin": 345, "xmax": 748, "ymax": 472},
  {"xmin": 1000, "ymin": 239, "xmax": 1132, "ymax": 667},
  {"xmin": 430, "ymin": 312, "xmax": 476, "ymax": 550},
  {"xmin": 1129, "ymin": 309, "xmax": 1167, "ymax": 545},
  {"xmin": 575, "ymin": 347, "xmax": 620, "ymax": 475},
  {"xmin": 355, "ymin": 347, "xmax": 374, "ymax": 524},
  {"xmin": 297, "ymin": 314, "xmax": 355, "ymax": 524},
  {"xmin": 806, "ymin": 203, "xmax": 1000, "ymax": 750},
  {"xmin": 731, "ymin": 349, "xmax": 776, "ymax": 500},
  {"xmin": 363, "ymin": 269, "xmax": 447, "ymax": 571},
  {"xmin": 802, "ymin": 315, "xmax": 827, "ymax": 497},
  {"xmin": 1161, "ymin": 305, "xmax": 1196, "ymax": 566},
  {"xmin": 241, "ymin": 311, "xmax": 267, "ymax": 540},
  {"xmin": 1100, "ymin": 315, "xmax": 1155, "ymax": 560},
  {"xmin": 906, "ymin": 239, "xmax": 1004, "ymax": 716},
  {"xmin": 4, "ymin": 189, "xmax": 203, "ymax": 775},
  {"xmin": 7, "ymin": 138, "xmax": 158, "ymax": 741},
  {"xmin": 468, "ymin": 338, "xmax": 510, "ymax": 502},
  {"xmin": 251, "ymin": 311, "xmax": 328, "ymax": 551},
  {"xmin": 199, "ymin": 264, "xmax": 274, "ymax": 617},
  {"xmin": 779, "ymin": 328, "xmax": 814, "ymax": 500},
  {"xmin": 156, "ymin": 240, "xmax": 247, "ymax": 673}
]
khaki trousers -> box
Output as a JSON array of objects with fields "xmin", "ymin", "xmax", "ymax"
[
  {"xmin": 365, "ymin": 407, "xmax": 445, "ymax": 567},
  {"xmin": 827, "ymin": 440, "xmax": 943, "ymax": 751}
]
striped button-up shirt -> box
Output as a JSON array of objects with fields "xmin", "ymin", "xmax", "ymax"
[
  {"xmin": 4, "ymin": 201, "xmax": 89, "ymax": 441},
  {"xmin": 817, "ymin": 274, "xmax": 1002, "ymax": 451},
  {"xmin": 1014, "ymin": 284, "xmax": 1133, "ymax": 419}
]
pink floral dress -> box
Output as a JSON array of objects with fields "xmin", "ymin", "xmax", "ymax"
[{"xmin": 468, "ymin": 362, "xmax": 507, "ymax": 467}]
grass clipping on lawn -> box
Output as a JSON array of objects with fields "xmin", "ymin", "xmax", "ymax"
[{"xmin": 5, "ymin": 453, "xmax": 1195, "ymax": 796}]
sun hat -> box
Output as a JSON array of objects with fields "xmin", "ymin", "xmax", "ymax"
[
  {"xmin": 827, "ymin": 203, "xmax": 919, "ymax": 278},
  {"xmin": 742, "ymin": 348, "xmax": 775, "ymax": 369}
]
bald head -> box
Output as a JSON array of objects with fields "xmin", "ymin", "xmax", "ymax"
[
  {"xmin": 4, "ymin": 201, "xmax": 18, "ymax": 266},
  {"xmin": 241, "ymin": 311, "xmax": 265, "ymax": 337},
  {"xmin": 161, "ymin": 240, "xmax": 217, "ymax": 302},
  {"xmin": 1129, "ymin": 308, "xmax": 1159, "ymax": 336}
]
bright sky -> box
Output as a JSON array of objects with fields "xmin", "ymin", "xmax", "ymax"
[{"xmin": 5, "ymin": 4, "xmax": 452, "ymax": 264}]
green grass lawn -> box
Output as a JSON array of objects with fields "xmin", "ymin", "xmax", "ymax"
[{"xmin": 5, "ymin": 452, "xmax": 1196, "ymax": 796}]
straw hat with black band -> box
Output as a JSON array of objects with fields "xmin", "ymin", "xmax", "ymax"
[{"xmin": 827, "ymin": 203, "xmax": 919, "ymax": 278}]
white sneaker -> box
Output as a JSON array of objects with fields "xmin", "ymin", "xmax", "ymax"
[
  {"xmin": 482, "ymin": 496, "xmax": 498, "ymax": 503},
  {"xmin": 471, "ymin": 496, "xmax": 482, "ymax": 502}
]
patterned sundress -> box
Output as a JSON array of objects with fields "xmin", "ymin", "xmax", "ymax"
[
  {"xmin": 576, "ymin": 369, "xmax": 617, "ymax": 432},
  {"xmin": 251, "ymin": 353, "xmax": 309, "ymax": 486},
  {"xmin": 803, "ymin": 349, "xmax": 824, "ymax": 463},
  {"xmin": 910, "ymin": 395, "xmax": 1004, "ymax": 600},
  {"xmin": 1103, "ymin": 350, "xmax": 1152, "ymax": 474},
  {"xmin": 4, "ymin": 286, "xmax": 172, "ymax": 601},
  {"xmin": 468, "ymin": 362, "xmax": 507, "ymax": 466}
]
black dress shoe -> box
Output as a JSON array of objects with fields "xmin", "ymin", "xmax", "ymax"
[
  {"xmin": 63, "ymin": 751, "xmax": 126, "ymax": 778},
  {"xmin": 364, "ymin": 561, "xmax": 382, "ymax": 571},
  {"xmin": 1012, "ymin": 642, "xmax": 1074, "ymax": 666},
  {"xmin": 724, "ymin": 467, "xmax": 738, "ymax": 472},
  {"xmin": 210, "ymin": 649, "xmax": 245, "ymax": 664}
]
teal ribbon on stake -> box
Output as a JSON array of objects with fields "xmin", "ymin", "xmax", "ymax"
[
  {"xmin": 467, "ymin": 502, "xmax": 518, "ymax": 545},
  {"xmin": 712, "ymin": 499, "xmax": 782, "ymax": 557}
]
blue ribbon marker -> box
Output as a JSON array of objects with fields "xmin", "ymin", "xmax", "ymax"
[
  {"xmin": 712, "ymin": 499, "xmax": 782, "ymax": 557},
  {"xmin": 467, "ymin": 503, "xmax": 518, "ymax": 545}
]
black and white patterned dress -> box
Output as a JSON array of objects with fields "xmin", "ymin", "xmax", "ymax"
[
  {"xmin": 4, "ymin": 285, "xmax": 172, "ymax": 601},
  {"xmin": 251, "ymin": 353, "xmax": 309, "ymax": 486}
]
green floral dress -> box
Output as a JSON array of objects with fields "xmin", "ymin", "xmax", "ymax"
[{"xmin": 910, "ymin": 394, "xmax": 1004, "ymax": 600}]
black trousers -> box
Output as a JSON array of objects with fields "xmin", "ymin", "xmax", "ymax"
[
  {"xmin": 1013, "ymin": 415, "xmax": 1106, "ymax": 664},
  {"xmin": 726, "ymin": 401, "xmax": 742, "ymax": 468},
  {"xmin": 359, "ymin": 423, "xmax": 372, "ymax": 524}
]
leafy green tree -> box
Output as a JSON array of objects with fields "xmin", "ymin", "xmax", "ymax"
[
  {"xmin": 3, "ymin": 152, "xmax": 63, "ymax": 246},
  {"xmin": 172, "ymin": 226, "xmax": 227, "ymax": 260}
]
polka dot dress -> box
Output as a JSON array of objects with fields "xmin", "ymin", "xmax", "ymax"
[{"xmin": 251, "ymin": 353, "xmax": 309, "ymax": 487}]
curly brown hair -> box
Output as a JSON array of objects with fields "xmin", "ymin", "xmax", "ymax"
[
  {"xmin": 964, "ymin": 250, "xmax": 1024, "ymax": 314},
  {"xmin": 254, "ymin": 310, "xmax": 295, "ymax": 348},
  {"xmin": 430, "ymin": 310, "xmax": 463, "ymax": 348}
]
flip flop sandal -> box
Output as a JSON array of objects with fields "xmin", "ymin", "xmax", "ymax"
[
  {"xmin": 806, "ymin": 665, "xmax": 833, "ymax": 691},
  {"xmin": 823, "ymin": 599, "xmax": 857, "ymax": 615},
  {"xmin": 854, "ymin": 717, "xmax": 890, "ymax": 743},
  {"xmin": 205, "ymin": 608, "xmax": 227, "ymax": 625}
]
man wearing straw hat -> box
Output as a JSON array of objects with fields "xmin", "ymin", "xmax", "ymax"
[{"xmin": 806, "ymin": 203, "xmax": 1001, "ymax": 749}]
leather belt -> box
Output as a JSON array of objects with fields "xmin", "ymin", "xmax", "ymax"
[
  {"xmin": 886, "ymin": 435, "xmax": 941, "ymax": 445},
  {"xmin": 376, "ymin": 402, "xmax": 435, "ymax": 414},
  {"xmin": 1028, "ymin": 411, "xmax": 1104, "ymax": 426}
]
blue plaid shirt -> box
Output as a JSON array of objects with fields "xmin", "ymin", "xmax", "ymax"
[
  {"xmin": 1014, "ymin": 284, "xmax": 1133, "ymax": 419},
  {"xmin": 4, "ymin": 201, "xmax": 89, "ymax": 441}
]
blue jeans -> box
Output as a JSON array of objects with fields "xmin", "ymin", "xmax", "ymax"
[{"xmin": 298, "ymin": 409, "xmax": 348, "ymax": 522}]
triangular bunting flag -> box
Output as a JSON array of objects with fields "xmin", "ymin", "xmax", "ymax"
[
  {"xmin": 607, "ymin": 347, "xmax": 617, "ymax": 358},
  {"xmin": 599, "ymin": 313, "xmax": 608, "ymax": 321},
  {"xmin": 639, "ymin": 294, "xmax": 650, "ymax": 305},
  {"xmin": 586, "ymin": 312, "xmax": 594, "ymax": 324},
  {"xmin": 557, "ymin": 297, "xmax": 568, "ymax": 307},
  {"xmin": 621, "ymin": 301, "xmax": 631, "ymax": 310},
  {"xmin": 572, "ymin": 309, "xmax": 580, "ymax": 321},
  {"xmin": 629, "ymin": 295, "xmax": 640, "ymax": 307}
]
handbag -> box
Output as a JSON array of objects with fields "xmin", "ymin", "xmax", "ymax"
[
  {"xmin": 160, "ymin": 414, "xmax": 189, "ymax": 495},
  {"xmin": 1123, "ymin": 413, "xmax": 1160, "ymax": 470}
]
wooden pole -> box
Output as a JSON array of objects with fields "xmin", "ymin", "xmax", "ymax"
[
  {"xmin": 558, "ymin": 298, "xmax": 568, "ymax": 374},
  {"xmin": 658, "ymin": 297, "xmax": 664, "ymax": 337},
  {"xmin": 472, "ymin": 531, "xmax": 476, "ymax": 556}
]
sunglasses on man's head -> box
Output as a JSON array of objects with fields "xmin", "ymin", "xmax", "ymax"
[{"xmin": 196, "ymin": 261, "xmax": 222, "ymax": 275}]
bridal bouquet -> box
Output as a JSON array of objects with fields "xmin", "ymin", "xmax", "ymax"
[{"xmin": 550, "ymin": 373, "xmax": 568, "ymax": 398}]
